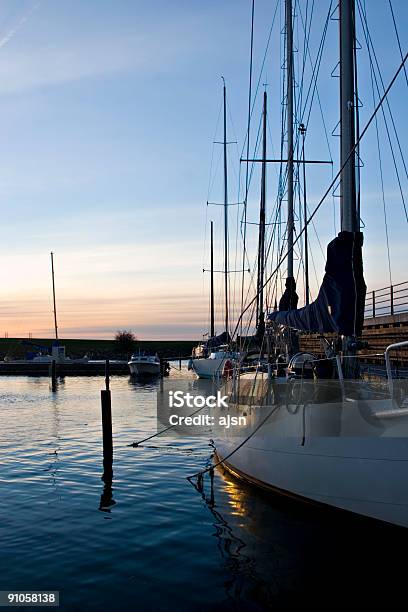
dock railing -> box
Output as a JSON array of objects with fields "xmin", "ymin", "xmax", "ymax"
[{"xmin": 365, "ymin": 281, "xmax": 408, "ymax": 319}]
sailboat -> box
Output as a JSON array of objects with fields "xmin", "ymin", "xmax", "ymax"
[
  {"xmin": 190, "ymin": 81, "xmax": 237, "ymax": 379},
  {"xmin": 213, "ymin": 0, "xmax": 408, "ymax": 528}
]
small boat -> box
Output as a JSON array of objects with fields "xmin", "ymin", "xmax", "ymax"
[
  {"xmin": 189, "ymin": 343, "xmax": 233, "ymax": 380},
  {"xmin": 128, "ymin": 352, "xmax": 161, "ymax": 376}
]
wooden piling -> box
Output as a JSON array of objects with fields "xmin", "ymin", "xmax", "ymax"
[
  {"xmin": 101, "ymin": 359, "xmax": 113, "ymax": 480},
  {"xmin": 105, "ymin": 358, "xmax": 110, "ymax": 391},
  {"xmin": 50, "ymin": 359, "xmax": 57, "ymax": 391}
]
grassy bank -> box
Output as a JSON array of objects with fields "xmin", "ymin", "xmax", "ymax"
[{"xmin": 0, "ymin": 338, "xmax": 197, "ymax": 360}]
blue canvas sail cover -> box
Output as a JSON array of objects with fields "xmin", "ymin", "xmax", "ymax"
[
  {"xmin": 268, "ymin": 231, "xmax": 366, "ymax": 336},
  {"xmin": 207, "ymin": 331, "xmax": 230, "ymax": 348}
]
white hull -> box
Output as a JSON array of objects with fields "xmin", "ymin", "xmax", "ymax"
[
  {"xmin": 191, "ymin": 356, "xmax": 227, "ymax": 379},
  {"xmin": 128, "ymin": 361, "xmax": 160, "ymax": 376},
  {"xmin": 214, "ymin": 375, "xmax": 408, "ymax": 528}
]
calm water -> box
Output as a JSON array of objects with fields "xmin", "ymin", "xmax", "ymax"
[{"xmin": 1, "ymin": 369, "xmax": 407, "ymax": 610}]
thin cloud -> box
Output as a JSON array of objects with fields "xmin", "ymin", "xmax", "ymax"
[{"xmin": 0, "ymin": 1, "xmax": 41, "ymax": 51}]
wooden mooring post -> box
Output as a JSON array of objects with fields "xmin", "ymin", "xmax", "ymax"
[
  {"xmin": 101, "ymin": 359, "xmax": 113, "ymax": 480},
  {"xmin": 50, "ymin": 359, "xmax": 57, "ymax": 392}
]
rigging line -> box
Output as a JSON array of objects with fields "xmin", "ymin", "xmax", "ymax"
[
  {"xmin": 298, "ymin": 175, "xmax": 326, "ymax": 261},
  {"xmin": 358, "ymin": 0, "xmax": 408, "ymax": 210},
  {"xmin": 229, "ymin": 49, "xmax": 408, "ymax": 342},
  {"xmin": 297, "ymin": 0, "xmax": 333, "ymax": 163},
  {"xmin": 207, "ymin": 148, "xmax": 224, "ymax": 204},
  {"xmin": 239, "ymin": 0, "xmax": 280, "ymax": 161},
  {"xmin": 206, "ymin": 99, "xmax": 223, "ymax": 201},
  {"xmin": 358, "ymin": 0, "xmax": 408, "ymax": 218},
  {"xmin": 388, "ymin": 0, "xmax": 408, "ymax": 89},
  {"xmin": 285, "ymin": 0, "xmax": 331, "ymax": 162},
  {"xmin": 274, "ymin": 0, "xmax": 331, "ymax": 231},
  {"xmin": 241, "ymin": 0, "xmax": 255, "ymax": 335},
  {"xmin": 369, "ymin": 46, "xmax": 393, "ymax": 287},
  {"xmin": 239, "ymin": 111, "xmax": 263, "ymax": 275},
  {"xmin": 129, "ymin": 402, "xmax": 211, "ymax": 448},
  {"xmin": 298, "ymin": 1, "xmax": 332, "ymax": 136},
  {"xmin": 187, "ymin": 406, "xmax": 279, "ymax": 482},
  {"xmin": 297, "ymin": 0, "xmax": 314, "ymax": 123},
  {"xmin": 308, "ymin": 236, "xmax": 320, "ymax": 301},
  {"xmin": 233, "ymin": 166, "xmax": 244, "ymax": 324},
  {"xmin": 271, "ymin": 20, "xmax": 289, "ymax": 259}
]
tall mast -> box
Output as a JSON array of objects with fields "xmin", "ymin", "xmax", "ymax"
[
  {"xmin": 339, "ymin": 0, "xmax": 360, "ymax": 379},
  {"xmin": 222, "ymin": 79, "xmax": 229, "ymax": 336},
  {"xmin": 50, "ymin": 251, "xmax": 58, "ymax": 343},
  {"xmin": 257, "ymin": 90, "xmax": 267, "ymax": 332},
  {"xmin": 339, "ymin": 0, "xmax": 357, "ymax": 232},
  {"xmin": 286, "ymin": 0, "xmax": 294, "ymax": 279},
  {"xmin": 210, "ymin": 221, "xmax": 215, "ymax": 338}
]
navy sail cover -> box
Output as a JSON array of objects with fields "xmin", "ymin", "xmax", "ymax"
[
  {"xmin": 207, "ymin": 331, "xmax": 230, "ymax": 348},
  {"xmin": 268, "ymin": 231, "xmax": 366, "ymax": 336}
]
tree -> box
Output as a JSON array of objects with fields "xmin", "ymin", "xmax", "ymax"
[{"xmin": 114, "ymin": 330, "xmax": 137, "ymax": 354}]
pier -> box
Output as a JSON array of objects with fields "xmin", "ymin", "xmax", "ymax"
[
  {"xmin": 0, "ymin": 360, "xmax": 130, "ymax": 376},
  {"xmin": 299, "ymin": 281, "xmax": 408, "ymax": 369}
]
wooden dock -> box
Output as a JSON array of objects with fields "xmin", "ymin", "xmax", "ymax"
[
  {"xmin": 299, "ymin": 312, "xmax": 408, "ymax": 368},
  {"xmin": 0, "ymin": 360, "xmax": 129, "ymax": 376}
]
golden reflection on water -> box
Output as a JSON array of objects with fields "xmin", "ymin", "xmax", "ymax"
[{"xmin": 218, "ymin": 468, "xmax": 249, "ymax": 519}]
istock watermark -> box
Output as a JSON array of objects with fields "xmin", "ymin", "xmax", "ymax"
[
  {"xmin": 168, "ymin": 390, "xmax": 229, "ymax": 409},
  {"xmin": 157, "ymin": 380, "xmax": 248, "ymax": 437}
]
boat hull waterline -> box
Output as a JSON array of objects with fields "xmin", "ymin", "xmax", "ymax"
[
  {"xmin": 213, "ymin": 377, "xmax": 408, "ymax": 528},
  {"xmin": 190, "ymin": 356, "xmax": 227, "ymax": 379}
]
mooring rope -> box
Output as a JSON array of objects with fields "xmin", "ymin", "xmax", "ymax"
[
  {"xmin": 128, "ymin": 402, "xmax": 211, "ymax": 447},
  {"xmin": 187, "ymin": 403, "xmax": 279, "ymax": 490}
]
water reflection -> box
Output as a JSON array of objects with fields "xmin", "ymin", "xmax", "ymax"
[
  {"xmin": 99, "ymin": 470, "xmax": 116, "ymax": 513},
  {"xmin": 2, "ymin": 374, "xmax": 408, "ymax": 610},
  {"xmin": 192, "ymin": 464, "xmax": 275, "ymax": 607},
  {"xmin": 127, "ymin": 376, "xmax": 160, "ymax": 392},
  {"xmin": 197, "ymin": 463, "xmax": 408, "ymax": 606}
]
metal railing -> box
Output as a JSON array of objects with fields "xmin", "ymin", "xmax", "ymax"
[
  {"xmin": 364, "ymin": 281, "xmax": 408, "ymax": 319},
  {"xmin": 385, "ymin": 341, "xmax": 408, "ymax": 394}
]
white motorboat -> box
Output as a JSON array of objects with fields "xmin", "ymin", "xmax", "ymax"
[{"xmin": 128, "ymin": 353, "xmax": 161, "ymax": 376}]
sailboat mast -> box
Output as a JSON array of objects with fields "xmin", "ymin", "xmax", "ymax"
[
  {"xmin": 222, "ymin": 80, "xmax": 229, "ymax": 336},
  {"xmin": 210, "ymin": 221, "xmax": 215, "ymax": 338},
  {"xmin": 339, "ymin": 0, "xmax": 357, "ymax": 232},
  {"xmin": 257, "ymin": 91, "xmax": 267, "ymax": 331},
  {"xmin": 286, "ymin": 0, "xmax": 294, "ymax": 279},
  {"xmin": 339, "ymin": 0, "xmax": 361, "ymax": 379},
  {"xmin": 50, "ymin": 251, "xmax": 58, "ymax": 343}
]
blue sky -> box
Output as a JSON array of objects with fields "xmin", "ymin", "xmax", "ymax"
[{"xmin": 0, "ymin": 0, "xmax": 407, "ymax": 339}]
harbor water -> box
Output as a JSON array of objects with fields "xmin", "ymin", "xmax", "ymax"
[{"xmin": 1, "ymin": 368, "xmax": 407, "ymax": 610}]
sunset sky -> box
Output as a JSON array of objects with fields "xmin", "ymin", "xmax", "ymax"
[{"xmin": 1, "ymin": 0, "xmax": 407, "ymax": 339}]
